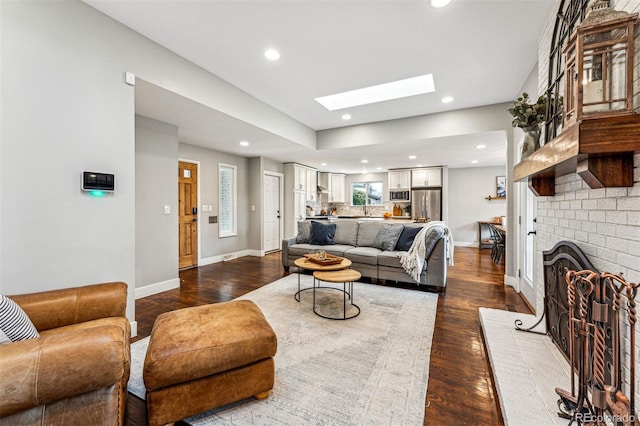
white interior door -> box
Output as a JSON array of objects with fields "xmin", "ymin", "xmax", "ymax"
[
  {"xmin": 518, "ymin": 182, "xmax": 537, "ymax": 311},
  {"xmin": 263, "ymin": 173, "xmax": 282, "ymax": 253}
]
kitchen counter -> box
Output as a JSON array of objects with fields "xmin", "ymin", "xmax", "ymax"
[{"xmin": 306, "ymin": 215, "xmax": 413, "ymax": 223}]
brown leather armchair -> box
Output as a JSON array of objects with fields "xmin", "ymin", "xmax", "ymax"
[{"xmin": 0, "ymin": 282, "xmax": 131, "ymax": 425}]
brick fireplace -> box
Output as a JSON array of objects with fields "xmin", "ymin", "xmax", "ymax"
[
  {"xmin": 531, "ymin": 0, "xmax": 640, "ymax": 412},
  {"xmin": 540, "ymin": 241, "xmax": 640, "ymax": 423}
]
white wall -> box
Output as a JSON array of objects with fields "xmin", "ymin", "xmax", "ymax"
[
  {"xmin": 178, "ymin": 143, "xmax": 250, "ymax": 263},
  {"xmin": 135, "ymin": 116, "xmax": 178, "ymax": 294},
  {"xmin": 0, "ymin": 1, "xmax": 314, "ymax": 320},
  {"xmin": 317, "ymin": 103, "xmax": 514, "ymax": 150},
  {"xmin": 449, "ymin": 166, "xmax": 507, "ymax": 246}
]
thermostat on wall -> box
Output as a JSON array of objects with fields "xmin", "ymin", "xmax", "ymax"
[{"xmin": 82, "ymin": 171, "xmax": 115, "ymax": 192}]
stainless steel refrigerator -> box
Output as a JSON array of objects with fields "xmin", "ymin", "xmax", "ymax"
[{"xmin": 411, "ymin": 189, "xmax": 442, "ymax": 221}]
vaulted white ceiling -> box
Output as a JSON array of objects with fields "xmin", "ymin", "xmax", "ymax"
[{"xmin": 85, "ymin": 0, "xmax": 555, "ymax": 172}]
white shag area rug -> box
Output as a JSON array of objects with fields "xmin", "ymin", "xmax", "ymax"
[{"xmin": 130, "ymin": 274, "xmax": 438, "ymax": 425}]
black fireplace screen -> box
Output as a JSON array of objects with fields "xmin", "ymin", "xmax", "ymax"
[{"xmin": 542, "ymin": 241, "xmax": 618, "ymax": 392}]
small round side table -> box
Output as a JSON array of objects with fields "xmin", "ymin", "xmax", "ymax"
[{"xmin": 312, "ymin": 269, "xmax": 361, "ymax": 320}]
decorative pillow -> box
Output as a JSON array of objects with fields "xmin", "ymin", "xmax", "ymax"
[
  {"xmin": 395, "ymin": 226, "xmax": 422, "ymax": 251},
  {"xmin": 334, "ymin": 221, "xmax": 359, "ymax": 246},
  {"xmin": 373, "ymin": 224, "xmax": 404, "ymax": 251},
  {"xmin": 310, "ymin": 221, "xmax": 336, "ymax": 245},
  {"xmin": 0, "ymin": 329, "xmax": 10, "ymax": 345},
  {"xmin": 296, "ymin": 221, "xmax": 311, "ymax": 244},
  {"xmin": 0, "ymin": 295, "xmax": 40, "ymax": 342},
  {"xmin": 356, "ymin": 222, "xmax": 382, "ymax": 247},
  {"xmin": 424, "ymin": 226, "xmax": 445, "ymax": 256}
]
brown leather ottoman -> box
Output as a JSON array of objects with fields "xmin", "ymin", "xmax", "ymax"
[{"xmin": 130, "ymin": 300, "xmax": 277, "ymax": 426}]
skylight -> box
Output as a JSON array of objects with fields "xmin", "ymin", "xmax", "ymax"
[{"xmin": 315, "ymin": 74, "xmax": 435, "ymax": 111}]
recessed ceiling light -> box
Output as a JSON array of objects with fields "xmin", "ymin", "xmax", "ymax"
[
  {"xmin": 315, "ymin": 74, "xmax": 435, "ymax": 111},
  {"xmin": 321, "ymin": 162, "xmax": 327, "ymax": 166},
  {"xmin": 361, "ymin": 159, "xmax": 368, "ymax": 164},
  {"xmin": 408, "ymin": 155, "xmax": 417, "ymax": 160},
  {"xmin": 416, "ymin": 164, "xmax": 423, "ymax": 167},
  {"xmin": 471, "ymin": 160, "xmax": 479, "ymax": 164},
  {"xmin": 239, "ymin": 141, "xmax": 250, "ymax": 146},
  {"xmin": 342, "ymin": 113, "xmax": 352, "ymax": 120},
  {"xmin": 476, "ymin": 144, "xmax": 486, "ymax": 149},
  {"xmin": 441, "ymin": 96, "xmax": 454, "ymax": 103},
  {"xmin": 264, "ymin": 49, "xmax": 280, "ymax": 61},
  {"xmin": 376, "ymin": 167, "xmax": 382, "ymax": 170},
  {"xmin": 431, "ymin": 0, "xmax": 452, "ymax": 8}
]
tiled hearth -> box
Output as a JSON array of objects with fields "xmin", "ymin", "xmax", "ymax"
[{"xmin": 480, "ymin": 308, "xmax": 573, "ymax": 425}]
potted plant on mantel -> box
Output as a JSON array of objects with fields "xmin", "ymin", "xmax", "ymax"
[{"xmin": 508, "ymin": 92, "xmax": 546, "ymax": 161}]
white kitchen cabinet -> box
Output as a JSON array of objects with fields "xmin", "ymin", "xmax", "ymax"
[
  {"xmin": 329, "ymin": 174, "xmax": 346, "ymax": 203},
  {"xmin": 318, "ymin": 172, "xmax": 346, "ymax": 203},
  {"xmin": 294, "ymin": 165, "xmax": 307, "ymax": 191},
  {"xmin": 293, "ymin": 189, "xmax": 306, "ymax": 228},
  {"xmin": 306, "ymin": 169, "xmax": 317, "ymax": 201},
  {"xmin": 388, "ymin": 170, "xmax": 411, "ymax": 189},
  {"xmin": 411, "ymin": 168, "xmax": 442, "ymax": 187},
  {"xmin": 426, "ymin": 168, "xmax": 442, "ymax": 186},
  {"xmin": 285, "ymin": 163, "xmax": 317, "ymax": 200},
  {"xmin": 284, "ymin": 163, "xmax": 317, "ymax": 238}
]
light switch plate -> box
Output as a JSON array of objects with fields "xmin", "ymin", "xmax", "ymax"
[
  {"xmin": 164, "ymin": 205, "xmax": 171, "ymax": 215},
  {"xmin": 125, "ymin": 72, "xmax": 135, "ymax": 86}
]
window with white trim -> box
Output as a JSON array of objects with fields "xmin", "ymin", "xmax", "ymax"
[
  {"xmin": 351, "ymin": 181, "xmax": 383, "ymax": 206},
  {"xmin": 219, "ymin": 163, "xmax": 237, "ymax": 237}
]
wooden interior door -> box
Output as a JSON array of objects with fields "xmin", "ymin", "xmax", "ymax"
[{"xmin": 178, "ymin": 161, "xmax": 198, "ymax": 269}]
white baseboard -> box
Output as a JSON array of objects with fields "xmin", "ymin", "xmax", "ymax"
[
  {"xmin": 135, "ymin": 278, "xmax": 180, "ymax": 300},
  {"xmin": 454, "ymin": 241, "xmax": 478, "ymax": 247},
  {"xmin": 130, "ymin": 321, "xmax": 138, "ymax": 338},
  {"xmin": 200, "ymin": 250, "xmax": 264, "ymax": 266},
  {"xmin": 199, "ymin": 254, "xmax": 224, "ymax": 266},
  {"xmin": 504, "ymin": 275, "xmax": 519, "ymax": 291}
]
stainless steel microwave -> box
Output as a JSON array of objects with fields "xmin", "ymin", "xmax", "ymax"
[{"xmin": 390, "ymin": 190, "xmax": 410, "ymax": 201}]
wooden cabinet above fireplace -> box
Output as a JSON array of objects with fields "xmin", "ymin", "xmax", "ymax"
[{"xmin": 513, "ymin": 114, "xmax": 640, "ymax": 196}]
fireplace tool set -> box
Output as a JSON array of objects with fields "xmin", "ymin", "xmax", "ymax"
[{"xmin": 555, "ymin": 269, "xmax": 639, "ymax": 425}]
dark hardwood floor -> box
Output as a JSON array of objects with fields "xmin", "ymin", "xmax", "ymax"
[{"xmin": 134, "ymin": 247, "xmax": 531, "ymax": 425}]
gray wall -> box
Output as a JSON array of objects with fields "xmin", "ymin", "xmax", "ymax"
[
  {"xmin": 1, "ymin": 1, "xmax": 312, "ymax": 323},
  {"xmin": 1, "ymin": 1, "xmax": 136, "ymax": 320},
  {"xmin": 248, "ymin": 157, "xmax": 284, "ymax": 253},
  {"xmin": 248, "ymin": 157, "xmax": 263, "ymax": 251},
  {"xmin": 135, "ymin": 116, "xmax": 178, "ymax": 290},
  {"xmin": 448, "ymin": 166, "xmax": 507, "ymax": 246},
  {"xmin": 263, "ymin": 158, "xmax": 284, "ymax": 174},
  {"xmin": 178, "ymin": 143, "xmax": 250, "ymax": 260}
]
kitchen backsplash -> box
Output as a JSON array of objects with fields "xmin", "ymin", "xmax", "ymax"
[{"xmin": 307, "ymin": 201, "xmax": 411, "ymax": 217}]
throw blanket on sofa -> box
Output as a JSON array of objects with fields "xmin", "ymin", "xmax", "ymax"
[{"xmin": 399, "ymin": 222, "xmax": 454, "ymax": 283}]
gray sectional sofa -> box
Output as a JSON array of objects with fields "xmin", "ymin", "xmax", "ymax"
[{"xmin": 281, "ymin": 219, "xmax": 449, "ymax": 290}]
